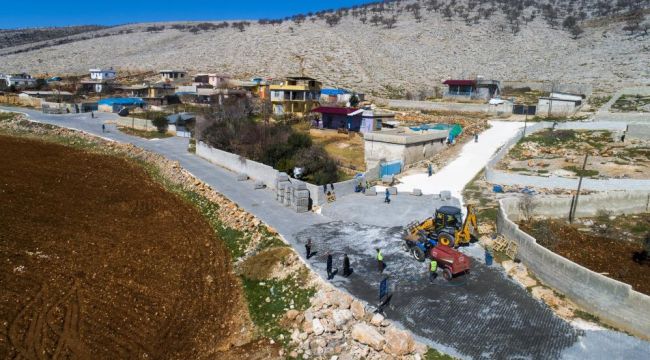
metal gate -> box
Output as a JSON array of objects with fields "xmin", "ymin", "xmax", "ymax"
[{"xmin": 380, "ymin": 160, "xmax": 402, "ymax": 177}]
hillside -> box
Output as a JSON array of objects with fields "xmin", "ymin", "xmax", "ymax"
[{"xmin": 1, "ymin": 0, "xmax": 648, "ymax": 96}]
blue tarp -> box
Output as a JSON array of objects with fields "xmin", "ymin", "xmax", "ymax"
[
  {"xmin": 321, "ymin": 88, "xmax": 349, "ymax": 96},
  {"xmin": 98, "ymin": 97, "xmax": 145, "ymax": 106}
]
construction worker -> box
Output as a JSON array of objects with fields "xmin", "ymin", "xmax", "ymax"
[
  {"xmin": 102, "ymin": 124, "xmax": 105, "ymax": 133},
  {"xmin": 343, "ymin": 253, "xmax": 351, "ymax": 277},
  {"xmin": 326, "ymin": 252, "xmax": 334, "ymax": 280},
  {"xmin": 474, "ymin": 133, "xmax": 478, "ymax": 143},
  {"xmin": 376, "ymin": 248, "xmax": 384, "ymax": 273},
  {"xmin": 91, "ymin": 111, "xmax": 94, "ymax": 119},
  {"xmin": 428, "ymin": 164, "xmax": 432, "ymax": 177},
  {"xmin": 384, "ymin": 188, "xmax": 391, "ymax": 204},
  {"xmin": 429, "ymin": 259, "xmax": 438, "ymax": 282},
  {"xmin": 305, "ymin": 238, "xmax": 312, "ymax": 259},
  {"xmin": 323, "ymin": 184, "xmax": 327, "ymax": 194}
]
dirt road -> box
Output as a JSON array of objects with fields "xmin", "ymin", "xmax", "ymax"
[{"xmin": 0, "ymin": 135, "xmax": 246, "ymax": 359}]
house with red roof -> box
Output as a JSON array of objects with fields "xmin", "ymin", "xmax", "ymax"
[{"xmin": 443, "ymin": 77, "xmax": 501, "ymax": 101}]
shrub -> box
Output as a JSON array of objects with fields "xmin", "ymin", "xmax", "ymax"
[{"xmin": 151, "ymin": 114, "xmax": 168, "ymax": 133}]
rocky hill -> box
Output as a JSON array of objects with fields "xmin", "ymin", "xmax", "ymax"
[{"xmin": 1, "ymin": 0, "xmax": 648, "ymax": 96}]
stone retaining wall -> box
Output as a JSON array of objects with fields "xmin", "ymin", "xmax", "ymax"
[{"xmin": 497, "ymin": 192, "xmax": 650, "ymax": 339}]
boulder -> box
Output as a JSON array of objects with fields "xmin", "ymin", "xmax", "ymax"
[
  {"xmin": 335, "ymin": 293, "xmax": 353, "ymax": 309},
  {"xmin": 383, "ymin": 327, "xmax": 415, "ymax": 356},
  {"xmin": 312, "ymin": 318, "xmax": 325, "ymax": 336},
  {"xmin": 351, "ymin": 324, "xmax": 385, "ymax": 351},
  {"xmin": 285, "ymin": 309, "xmax": 299, "ymax": 321},
  {"xmin": 351, "ymin": 300, "xmax": 365, "ymax": 320},
  {"xmin": 302, "ymin": 318, "xmax": 313, "ymax": 334},
  {"xmin": 370, "ymin": 313, "xmax": 384, "ymax": 326},
  {"xmin": 332, "ymin": 309, "xmax": 353, "ymax": 328},
  {"xmin": 411, "ymin": 188, "xmax": 422, "ymax": 196}
]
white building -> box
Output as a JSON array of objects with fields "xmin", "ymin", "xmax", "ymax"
[
  {"xmin": 84, "ymin": 68, "xmax": 117, "ymax": 93},
  {"xmin": 537, "ymin": 92, "xmax": 584, "ymax": 116},
  {"xmin": 160, "ymin": 70, "xmax": 187, "ymax": 82},
  {"xmin": 89, "ymin": 68, "xmax": 116, "ymax": 81},
  {"xmin": 0, "ymin": 73, "xmax": 37, "ymax": 89}
]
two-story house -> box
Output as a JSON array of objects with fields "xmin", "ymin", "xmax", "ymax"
[{"xmin": 81, "ymin": 68, "xmax": 117, "ymax": 93}]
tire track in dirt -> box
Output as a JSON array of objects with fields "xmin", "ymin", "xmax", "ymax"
[{"xmin": 1, "ymin": 134, "xmax": 250, "ymax": 359}]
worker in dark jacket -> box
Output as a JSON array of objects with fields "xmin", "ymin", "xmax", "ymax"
[
  {"xmin": 305, "ymin": 238, "xmax": 312, "ymax": 259},
  {"xmin": 326, "ymin": 252, "xmax": 334, "ymax": 280},
  {"xmin": 429, "ymin": 259, "xmax": 438, "ymax": 282},
  {"xmin": 384, "ymin": 189, "xmax": 391, "ymax": 204},
  {"xmin": 343, "ymin": 253, "xmax": 351, "ymax": 277}
]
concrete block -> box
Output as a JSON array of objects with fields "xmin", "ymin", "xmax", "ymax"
[
  {"xmin": 236, "ymin": 173, "xmax": 248, "ymax": 181},
  {"xmin": 293, "ymin": 181, "xmax": 307, "ymax": 191},
  {"xmin": 293, "ymin": 189, "xmax": 310, "ymax": 199},
  {"xmin": 365, "ymin": 188, "xmax": 377, "ymax": 196},
  {"xmin": 388, "ymin": 187, "xmax": 398, "ymax": 195},
  {"xmin": 411, "ymin": 188, "xmax": 422, "ymax": 196},
  {"xmin": 254, "ymin": 180, "xmax": 265, "ymax": 189},
  {"xmin": 440, "ymin": 190, "xmax": 451, "ymax": 200},
  {"xmin": 381, "ymin": 175, "xmax": 394, "ymax": 184},
  {"xmin": 277, "ymin": 172, "xmax": 290, "ymax": 182}
]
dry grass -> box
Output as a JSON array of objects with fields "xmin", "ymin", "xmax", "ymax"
[{"xmin": 309, "ymin": 129, "xmax": 365, "ymax": 172}]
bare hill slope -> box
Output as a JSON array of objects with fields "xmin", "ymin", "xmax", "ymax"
[{"xmin": 1, "ymin": 0, "xmax": 648, "ymax": 95}]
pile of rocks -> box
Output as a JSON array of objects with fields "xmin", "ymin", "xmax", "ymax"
[{"xmin": 283, "ymin": 287, "xmax": 427, "ymax": 359}]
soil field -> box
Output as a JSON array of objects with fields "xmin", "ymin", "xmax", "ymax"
[
  {"xmin": 0, "ymin": 135, "xmax": 246, "ymax": 359},
  {"xmin": 520, "ymin": 219, "xmax": 650, "ymax": 295}
]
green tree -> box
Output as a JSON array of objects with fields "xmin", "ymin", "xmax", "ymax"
[{"xmin": 151, "ymin": 114, "xmax": 168, "ymax": 133}]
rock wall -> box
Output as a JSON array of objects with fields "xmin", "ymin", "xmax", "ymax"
[{"xmin": 497, "ymin": 193, "xmax": 650, "ymax": 340}]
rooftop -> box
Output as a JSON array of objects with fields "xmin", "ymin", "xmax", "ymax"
[
  {"xmin": 443, "ymin": 79, "xmax": 476, "ymax": 86},
  {"xmin": 311, "ymin": 106, "xmax": 358, "ymax": 115}
]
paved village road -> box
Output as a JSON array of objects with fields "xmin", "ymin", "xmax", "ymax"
[{"xmin": 3, "ymin": 107, "xmax": 650, "ymax": 359}]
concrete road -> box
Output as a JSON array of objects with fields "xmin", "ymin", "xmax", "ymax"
[{"xmin": 3, "ymin": 106, "xmax": 649, "ymax": 359}]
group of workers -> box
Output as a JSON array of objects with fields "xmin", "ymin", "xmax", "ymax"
[{"xmin": 306, "ymin": 239, "xmax": 439, "ymax": 282}]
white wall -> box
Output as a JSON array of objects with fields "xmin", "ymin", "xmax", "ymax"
[
  {"xmin": 498, "ymin": 193, "xmax": 650, "ymax": 340},
  {"xmin": 197, "ymin": 141, "xmax": 279, "ymax": 189}
]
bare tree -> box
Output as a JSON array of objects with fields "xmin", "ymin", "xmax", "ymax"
[{"xmin": 519, "ymin": 194, "xmax": 537, "ymax": 223}]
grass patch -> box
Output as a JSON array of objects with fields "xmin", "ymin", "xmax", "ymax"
[
  {"xmin": 242, "ymin": 274, "xmax": 315, "ymax": 344},
  {"xmin": 574, "ymin": 309, "xmax": 600, "ymax": 323},
  {"xmin": 118, "ymin": 126, "xmax": 173, "ymax": 139},
  {"xmin": 424, "ymin": 347, "xmax": 457, "ymax": 360},
  {"xmin": 477, "ymin": 208, "xmax": 498, "ymax": 224},
  {"xmin": 562, "ymin": 166, "xmax": 599, "ymax": 177},
  {"xmin": 537, "ymin": 169, "xmax": 549, "ymax": 174},
  {"xmin": 522, "ymin": 129, "xmax": 576, "ymax": 146},
  {"xmin": 588, "ymin": 95, "xmax": 612, "ymax": 110},
  {"xmin": 631, "ymin": 223, "xmax": 650, "ymax": 234},
  {"xmin": 510, "ymin": 167, "xmax": 529, "ymax": 172}
]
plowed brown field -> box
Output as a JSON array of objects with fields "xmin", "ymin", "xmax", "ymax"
[{"xmin": 0, "ymin": 135, "xmax": 247, "ymax": 359}]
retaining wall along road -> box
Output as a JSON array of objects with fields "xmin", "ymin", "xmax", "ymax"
[
  {"xmin": 497, "ymin": 192, "xmax": 650, "ymax": 340},
  {"xmin": 197, "ymin": 141, "xmax": 279, "ymax": 189},
  {"xmin": 197, "ymin": 141, "xmax": 380, "ymax": 206},
  {"xmin": 484, "ymin": 121, "xmax": 650, "ymax": 191}
]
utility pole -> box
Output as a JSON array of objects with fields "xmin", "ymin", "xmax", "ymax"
[
  {"xmin": 548, "ymin": 82, "xmax": 555, "ymax": 117},
  {"xmin": 570, "ymin": 154, "xmax": 589, "ymax": 222},
  {"xmin": 522, "ymin": 104, "xmax": 528, "ymax": 139}
]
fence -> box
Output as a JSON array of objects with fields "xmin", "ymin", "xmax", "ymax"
[
  {"xmin": 497, "ymin": 192, "xmax": 650, "ymax": 340},
  {"xmin": 380, "ymin": 160, "xmax": 402, "ymax": 177},
  {"xmin": 484, "ymin": 121, "xmax": 650, "ymax": 191}
]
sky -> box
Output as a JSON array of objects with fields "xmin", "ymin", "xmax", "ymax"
[{"xmin": 3, "ymin": 0, "xmax": 373, "ymax": 29}]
